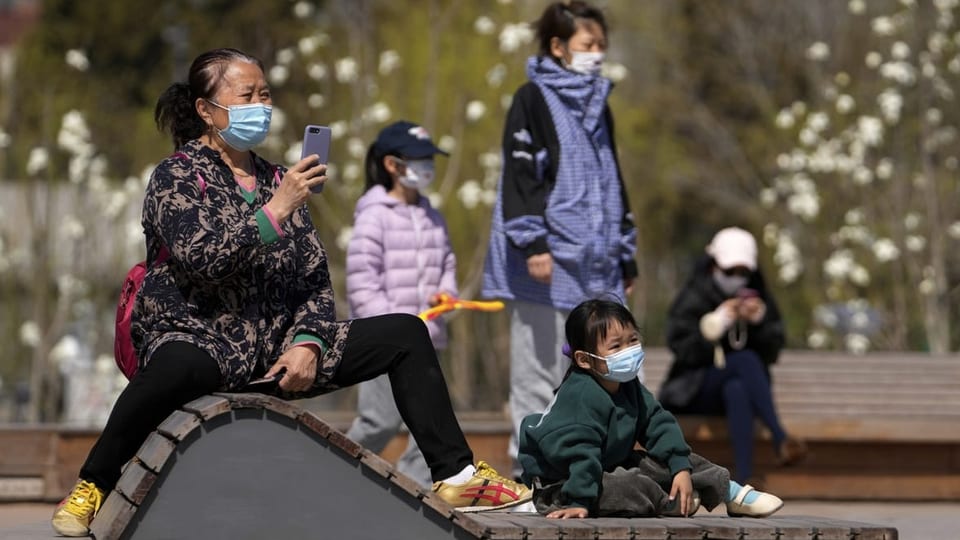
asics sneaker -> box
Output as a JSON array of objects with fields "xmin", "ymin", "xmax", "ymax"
[{"xmin": 432, "ymin": 461, "xmax": 532, "ymax": 512}]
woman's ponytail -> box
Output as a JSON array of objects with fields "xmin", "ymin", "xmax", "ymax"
[{"xmin": 154, "ymin": 82, "xmax": 205, "ymax": 150}]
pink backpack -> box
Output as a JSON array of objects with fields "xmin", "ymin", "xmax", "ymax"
[{"xmin": 114, "ymin": 153, "xmax": 205, "ymax": 380}]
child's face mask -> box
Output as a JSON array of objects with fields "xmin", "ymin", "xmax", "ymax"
[
  {"xmin": 585, "ymin": 343, "xmax": 645, "ymax": 383},
  {"xmin": 396, "ymin": 158, "xmax": 435, "ymax": 190}
]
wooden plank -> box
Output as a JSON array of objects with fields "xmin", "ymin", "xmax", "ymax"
[
  {"xmin": 297, "ymin": 410, "xmax": 334, "ymax": 439},
  {"xmin": 156, "ymin": 410, "xmax": 202, "ymax": 442},
  {"xmin": 633, "ymin": 517, "xmax": 700, "ymax": 539},
  {"xmin": 685, "ymin": 516, "xmax": 741, "ymax": 539},
  {"xmin": 489, "ymin": 514, "xmax": 562, "ymax": 540},
  {"xmin": 114, "ymin": 460, "xmax": 157, "ymax": 505},
  {"xmin": 88, "ymin": 491, "xmax": 137, "ymax": 540},
  {"xmin": 450, "ymin": 512, "xmax": 490, "ymax": 539},
  {"xmin": 463, "ymin": 512, "xmax": 527, "ymax": 539},
  {"xmin": 181, "ymin": 394, "xmax": 231, "ymax": 420},
  {"xmin": 134, "ymin": 432, "xmax": 176, "ymax": 474}
]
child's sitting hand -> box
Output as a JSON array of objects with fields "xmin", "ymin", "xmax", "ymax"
[
  {"xmin": 546, "ymin": 507, "xmax": 589, "ymax": 519},
  {"xmin": 669, "ymin": 470, "xmax": 695, "ymax": 516}
]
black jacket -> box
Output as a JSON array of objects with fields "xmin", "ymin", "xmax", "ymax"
[{"xmin": 659, "ymin": 256, "xmax": 785, "ymax": 409}]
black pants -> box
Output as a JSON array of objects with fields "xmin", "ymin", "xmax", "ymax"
[{"xmin": 81, "ymin": 314, "xmax": 473, "ymax": 491}]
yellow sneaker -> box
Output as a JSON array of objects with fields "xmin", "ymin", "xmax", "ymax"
[
  {"xmin": 51, "ymin": 480, "xmax": 105, "ymax": 537},
  {"xmin": 432, "ymin": 461, "xmax": 532, "ymax": 512}
]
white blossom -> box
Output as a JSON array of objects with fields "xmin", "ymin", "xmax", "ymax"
[
  {"xmin": 347, "ymin": 137, "xmax": 366, "ymax": 159},
  {"xmin": 458, "ymin": 180, "xmax": 483, "ymax": 209},
  {"xmin": 474, "ymin": 16, "xmax": 496, "ymax": 35},
  {"xmin": 799, "ymin": 128, "xmax": 818, "ymax": 146},
  {"xmin": 807, "ymin": 112, "xmax": 829, "ymax": 132},
  {"xmin": 335, "ymin": 57, "xmax": 358, "ymax": 83},
  {"xmin": 872, "ymin": 238, "xmax": 900, "ymax": 261},
  {"xmin": 307, "ymin": 93, "xmax": 325, "ymax": 108},
  {"xmin": 949, "ymin": 56, "xmax": 960, "ymax": 74},
  {"xmin": 486, "ymin": 64, "xmax": 507, "ymax": 87},
  {"xmin": 905, "ymin": 235, "xmax": 926, "ymax": 251},
  {"xmin": 65, "ymin": 49, "xmax": 90, "ymax": 71},
  {"xmin": 0, "ymin": 128, "xmax": 9, "ymax": 148},
  {"xmin": 466, "ymin": 100, "xmax": 487, "ymax": 122},
  {"xmin": 880, "ymin": 61, "xmax": 916, "ymax": 85},
  {"xmin": 836, "ymin": 94, "xmax": 855, "ymax": 114},
  {"xmin": 824, "ymin": 250, "xmax": 855, "ymax": 280},
  {"xmin": 775, "ymin": 109, "xmax": 795, "ymax": 129},
  {"xmin": 852, "ymin": 166, "xmax": 873, "ymax": 185},
  {"xmin": 845, "ymin": 209, "xmax": 864, "ymax": 225},
  {"xmin": 848, "ymin": 0, "xmax": 866, "ymax": 14},
  {"xmin": 268, "ymin": 65, "xmax": 289, "ymax": 86},
  {"xmin": 49, "ymin": 335, "xmax": 81, "ymax": 366},
  {"xmin": 850, "ymin": 265, "xmax": 871, "ymax": 286},
  {"xmin": 293, "ymin": 1, "xmax": 314, "ymax": 19},
  {"xmin": 428, "ymin": 192, "xmax": 443, "ymax": 208},
  {"xmin": 26, "ymin": 147, "xmax": 50, "ymax": 176},
  {"xmin": 891, "ymin": 41, "xmax": 911, "ymax": 60},
  {"xmin": 865, "ymin": 52, "xmax": 883, "ymax": 68},
  {"xmin": 857, "ymin": 116, "xmax": 884, "ymax": 146},
  {"xmin": 329, "ymin": 121, "xmax": 348, "ymax": 139},
  {"xmin": 379, "ymin": 50, "xmax": 401, "ymax": 75},
  {"xmin": 871, "ymin": 16, "xmax": 896, "ymax": 36},
  {"xmin": 275, "ymin": 48, "xmax": 296, "ymax": 66},
  {"xmin": 876, "ymin": 158, "xmax": 894, "ymax": 179},
  {"xmin": 904, "ymin": 213, "xmax": 921, "ymax": 230},
  {"xmin": 438, "ymin": 135, "xmax": 456, "ymax": 153},
  {"xmin": 336, "ymin": 226, "xmax": 353, "ymax": 251},
  {"xmin": 759, "ymin": 188, "xmax": 777, "ymax": 208},
  {"xmin": 285, "ymin": 142, "xmax": 303, "ymax": 166},
  {"xmin": 807, "ymin": 330, "xmax": 829, "ymax": 349},
  {"xmin": 602, "ymin": 63, "xmax": 628, "ymax": 82},
  {"xmin": 19, "ymin": 321, "xmax": 41, "ymax": 348},
  {"xmin": 343, "ymin": 162, "xmax": 360, "ymax": 182},
  {"xmin": 307, "ymin": 62, "xmax": 327, "ymax": 81},
  {"xmin": 60, "ymin": 216, "xmax": 85, "ymax": 240},
  {"xmin": 298, "ymin": 35, "xmax": 322, "ymax": 56},
  {"xmin": 363, "ymin": 102, "xmax": 391, "ymax": 124},
  {"xmin": 926, "ymin": 108, "xmax": 943, "ymax": 125},
  {"xmin": 806, "ymin": 42, "xmax": 830, "ymax": 61},
  {"xmin": 844, "ymin": 333, "xmax": 870, "ymax": 354},
  {"xmin": 499, "ymin": 23, "xmax": 534, "ymax": 53},
  {"xmin": 948, "ymin": 221, "xmax": 960, "ymax": 238},
  {"xmin": 919, "ymin": 278, "xmax": 936, "ymax": 295},
  {"xmin": 787, "ymin": 191, "xmax": 820, "ymax": 220}
]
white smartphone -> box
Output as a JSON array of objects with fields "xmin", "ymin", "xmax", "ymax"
[{"xmin": 301, "ymin": 125, "xmax": 332, "ymax": 193}]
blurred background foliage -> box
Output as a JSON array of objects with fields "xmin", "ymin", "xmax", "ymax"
[{"xmin": 0, "ymin": 0, "xmax": 957, "ymax": 422}]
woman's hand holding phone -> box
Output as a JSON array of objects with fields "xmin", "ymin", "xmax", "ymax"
[{"xmin": 264, "ymin": 156, "xmax": 327, "ymax": 223}]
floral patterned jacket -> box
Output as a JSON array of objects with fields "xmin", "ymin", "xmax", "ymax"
[{"xmin": 131, "ymin": 139, "xmax": 350, "ymax": 394}]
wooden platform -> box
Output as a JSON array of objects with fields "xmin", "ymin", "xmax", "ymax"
[{"xmin": 74, "ymin": 393, "xmax": 896, "ymax": 540}]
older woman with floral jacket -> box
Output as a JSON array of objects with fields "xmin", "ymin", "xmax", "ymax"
[{"xmin": 51, "ymin": 48, "xmax": 528, "ymax": 538}]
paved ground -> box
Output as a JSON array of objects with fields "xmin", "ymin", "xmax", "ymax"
[{"xmin": 2, "ymin": 500, "xmax": 957, "ymax": 539}]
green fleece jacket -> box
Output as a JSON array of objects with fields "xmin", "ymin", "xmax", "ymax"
[{"xmin": 518, "ymin": 370, "xmax": 692, "ymax": 510}]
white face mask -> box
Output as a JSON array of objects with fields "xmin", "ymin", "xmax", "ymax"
[
  {"xmin": 566, "ymin": 50, "xmax": 605, "ymax": 76},
  {"xmin": 397, "ymin": 159, "xmax": 435, "ymax": 190},
  {"xmin": 712, "ymin": 269, "xmax": 748, "ymax": 297}
]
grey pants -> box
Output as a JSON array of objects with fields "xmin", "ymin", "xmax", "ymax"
[
  {"xmin": 532, "ymin": 452, "xmax": 730, "ymax": 517},
  {"xmin": 345, "ymin": 374, "xmax": 431, "ymax": 487},
  {"xmin": 508, "ymin": 301, "xmax": 570, "ymax": 478}
]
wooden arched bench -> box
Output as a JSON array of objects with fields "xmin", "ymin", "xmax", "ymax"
[{"xmin": 87, "ymin": 393, "xmax": 897, "ymax": 540}]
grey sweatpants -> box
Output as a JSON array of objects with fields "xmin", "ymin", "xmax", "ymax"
[
  {"xmin": 532, "ymin": 452, "xmax": 730, "ymax": 517},
  {"xmin": 508, "ymin": 301, "xmax": 570, "ymax": 478},
  {"xmin": 345, "ymin": 374, "xmax": 431, "ymax": 487}
]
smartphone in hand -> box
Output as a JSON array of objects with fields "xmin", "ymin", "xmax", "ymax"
[
  {"xmin": 301, "ymin": 125, "xmax": 332, "ymax": 193},
  {"xmin": 737, "ymin": 288, "xmax": 759, "ymax": 299}
]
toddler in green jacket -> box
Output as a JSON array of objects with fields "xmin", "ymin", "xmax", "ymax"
[{"xmin": 518, "ymin": 298, "xmax": 784, "ymax": 518}]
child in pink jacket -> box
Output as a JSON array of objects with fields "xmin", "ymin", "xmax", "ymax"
[{"xmin": 345, "ymin": 120, "xmax": 457, "ymax": 486}]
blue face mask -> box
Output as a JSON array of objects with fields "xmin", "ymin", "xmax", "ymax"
[
  {"xmin": 208, "ymin": 100, "xmax": 272, "ymax": 151},
  {"xmin": 586, "ymin": 343, "xmax": 645, "ymax": 383}
]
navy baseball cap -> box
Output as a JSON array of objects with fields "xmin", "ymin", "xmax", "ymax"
[{"xmin": 374, "ymin": 120, "xmax": 448, "ymax": 159}]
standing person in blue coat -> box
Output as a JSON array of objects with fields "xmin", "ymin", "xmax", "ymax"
[
  {"xmin": 482, "ymin": 1, "xmax": 638, "ymax": 478},
  {"xmin": 345, "ymin": 121, "xmax": 456, "ymax": 487}
]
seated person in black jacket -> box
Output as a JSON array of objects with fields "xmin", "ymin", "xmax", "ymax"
[{"xmin": 659, "ymin": 227, "xmax": 806, "ymax": 484}]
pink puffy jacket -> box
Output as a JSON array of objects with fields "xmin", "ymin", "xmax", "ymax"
[{"xmin": 346, "ymin": 185, "xmax": 458, "ymax": 349}]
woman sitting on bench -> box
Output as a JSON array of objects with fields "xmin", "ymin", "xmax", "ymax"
[{"xmin": 658, "ymin": 227, "xmax": 807, "ymax": 485}]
